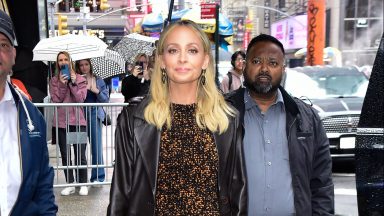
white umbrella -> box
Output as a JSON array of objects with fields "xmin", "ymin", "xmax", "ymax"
[{"xmin": 33, "ymin": 34, "xmax": 108, "ymax": 62}]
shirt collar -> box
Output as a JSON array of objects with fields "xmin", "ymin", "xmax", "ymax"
[
  {"xmin": 244, "ymin": 88, "xmax": 285, "ymax": 111},
  {"xmin": 0, "ymin": 82, "xmax": 15, "ymax": 105}
]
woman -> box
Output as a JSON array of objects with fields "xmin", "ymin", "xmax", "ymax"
[
  {"xmin": 49, "ymin": 51, "xmax": 88, "ymax": 196},
  {"xmin": 76, "ymin": 59, "xmax": 109, "ymax": 186},
  {"xmin": 220, "ymin": 50, "xmax": 246, "ymax": 93},
  {"xmin": 121, "ymin": 53, "xmax": 151, "ymax": 103},
  {"xmin": 107, "ymin": 20, "xmax": 247, "ymax": 215}
]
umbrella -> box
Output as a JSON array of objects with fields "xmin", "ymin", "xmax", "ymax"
[
  {"xmin": 91, "ymin": 49, "xmax": 126, "ymax": 79},
  {"xmin": 181, "ymin": 8, "xmax": 233, "ymax": 36},
  {"xmin": 33, "ymin": 34, "xmax": 108, "ymax": 62},
  {"xmin": 113, "ymin": 33, "xmax": 157, "ymax": 64},
  {"xmin": 142, "ymin": 13, "xmax": 164, "ymax": 33},
  {"xmin": 212, "ymin": 47, "xmax": 233, "ymax": 62}
]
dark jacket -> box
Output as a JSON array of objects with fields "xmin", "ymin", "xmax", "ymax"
[
  {"xmin": 121, "ymin": 75, "xmax": 150, "ymax": 103},
  {"xmin": 9, "ymin": 83, "xmax": 58, "ymax": 215},
  {"xmin": 226, "ymin": 87, "xmax": 334, "ymax": 216},
  {"xmin": 107, "ymin": 97, "xmax": 247, "ymax": 215}
]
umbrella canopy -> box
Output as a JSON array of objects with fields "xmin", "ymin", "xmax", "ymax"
[
  {"xmin": 32, "ymin": 34, "xmax": 108, "ymax": 62},
  {"xmin": 90, "ymin": 49, "xmax": 126, "ymax": 79},
  {"xmin": 142, "ymin": 13, "xmax": 164, "ymax": 33},
  {"xmin": 113, "ymin": 33, "xmax": 157, "ymax": 64},
  {"xmin": 181, "ymin": 8, "xmax": 233, "ymax": 36}
]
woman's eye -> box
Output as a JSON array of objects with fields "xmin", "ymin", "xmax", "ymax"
[
  {"xmin": 167, "ymin": 48, "xmax": 178, "ymax": 54},
  {"xmin": 189, "ymin": 49, "xmax": 198, "ymax": 54}
]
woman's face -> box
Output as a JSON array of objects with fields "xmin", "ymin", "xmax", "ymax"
[
  {"xmin": 79, "ymin": 60, "xmax": 91, "ymax": 75},
  {"xmin": 160, "ymin": 25, "xmax": 209, "ymax": 87},
  {"xmin": 57, "ymin": 53, "xmax": 70, "ymax": 68}
]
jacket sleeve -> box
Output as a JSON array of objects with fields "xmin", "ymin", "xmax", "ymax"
[
  {"xmin": 68, "ymin": 74, "xmax": 87, "ymax": 103},
  {"xmin": 96, "ymin": 77, "xmax": 110, "ymax": 103},
  {"xmin": 34, "ymin": 116, "xmax": 58, "ymax": 215},
  {"xmin": 121, "ymin": 75, "xmax": 141, "ymax": 101},
  {"xmin": 49, "ymin": 77, "xmax": 68, "ymax": 103},
  {"xmin": 230, "ymin": 114, "xmax": 248, "ymax": 215},
  {"xmin": 107, "ymin": 107, "xmax": 135, "ymax": 215},
  {"xmin": 310, "ymin": 111, "xmax": 335, "ymax": 215}
]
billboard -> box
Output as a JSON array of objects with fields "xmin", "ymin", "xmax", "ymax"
[{"xmin": 271, "ymin": 14, "xmax": 307, "ymax": 50}]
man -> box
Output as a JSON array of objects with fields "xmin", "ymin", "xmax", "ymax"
[
  {"xmin": 226, "ymin": 34, "xmax": 334, "ymax": 215},
  {"xmin": 220, "ymin": 50, "xmax": 245, "ymax": 93},
  {"xmin": 0, "ymin": 10, "xmax": 57, "ymax": 215}
]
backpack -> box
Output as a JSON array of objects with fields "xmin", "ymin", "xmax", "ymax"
[{"xmin": 227, "ymin": 72, "xmax": 233, "ymax": 91}]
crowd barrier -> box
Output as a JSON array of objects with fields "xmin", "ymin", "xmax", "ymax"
[{"xmin": 35, "ymin": 103, "xmax": 127, "ymax": 188}]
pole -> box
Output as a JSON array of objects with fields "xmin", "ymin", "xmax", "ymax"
[
  {"xmin": 82, "ymin": 0, "xmax": 87, "ymax": 35},
  {"xmin": 214, "ymin": 4, "xmax": 220, "ymax": 87},
  {"xmin": 164, "ymin": 0, "xmax": 175, "ymax": 29},
  {"xmin": 49, "ymin": 3, "xmax": 55, "ymax": 37}
]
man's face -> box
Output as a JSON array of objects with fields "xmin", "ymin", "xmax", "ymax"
[
  {"xmin": 0, "ymin": 33, "xmax": 15, "ymax": 79},
  {"xmin": 244, "ymin": 41, "xmax": 285, "ymax": 94}
]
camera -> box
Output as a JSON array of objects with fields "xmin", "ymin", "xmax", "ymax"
[{"xmin": 135, "ymin": 61, "xmax": 144, "ymax": 75}]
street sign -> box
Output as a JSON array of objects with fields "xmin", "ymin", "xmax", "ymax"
[{"xmin": 201, "ymin": 3, "xmax": 216, "ymax": 19}]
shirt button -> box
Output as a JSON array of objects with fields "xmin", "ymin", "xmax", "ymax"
[
  {"xmin": 267, "ymin": 161, "xmax": 272, "ymax": 166},
  {"xmin": 267, "ymin": 184, "xmax": 271, "ymax": 188},
  {"xmin": 266, "ymin": 207, "xmax": 270, "ymax": 211},
  {"xmin": 266, "ymin": 139, "xmax": 271, "ymax": 144}
]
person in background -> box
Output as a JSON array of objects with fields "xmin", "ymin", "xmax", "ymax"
[
  {"xmin": 76, "ymin": 59, "xmax": 109, "ymax": 187},
  {"xmin": 0, "ymin": 9, "xmax": 57, "ymax": 215},
  {"xmin": 49, "ymin": 51, "xmax": 89, "ymax": 196},
  {"xmin": 121, "ymin": 53, "xmax": 150, "ymax": 103},
  {"xmin": 226, "ymin": 34, "xmax": 334, "ymax": 215},
  {"xmin": 220, "ymin": 50, "xmax": 246, "ymax": 93},
  {"xmin": 107, "ymin": 20, "xmax": 247, "ymax": 215}
]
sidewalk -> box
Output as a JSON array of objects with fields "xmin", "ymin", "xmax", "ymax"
[{"xmin": 54, "ymin": 185, "xmax": 110, "ymax": 216}]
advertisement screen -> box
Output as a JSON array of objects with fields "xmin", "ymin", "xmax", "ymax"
[{"xmin": 271, "ymin": 15, "xmax": 307, "ymax": 50}]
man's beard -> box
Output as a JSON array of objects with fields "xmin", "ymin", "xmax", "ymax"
[{"xmin": 244, "ymin": 71, "xmax": 279, "ymax": 94}]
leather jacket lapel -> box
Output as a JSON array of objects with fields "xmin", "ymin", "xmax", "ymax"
[{"xmin": 134, "ymin": 113, "xmax": 161, "ymax": 196}]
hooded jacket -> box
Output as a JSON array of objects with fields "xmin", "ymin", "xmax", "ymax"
[
  {"xmin": 8, "ymin": 83, "xmax": 57, "ymax": 215},
  {"xmin": 226, "ymin": 87, "xmax": 334, "ymax": 215},
  {"xmin": 107, "ymin": 97, "xmax": 247, "ymax": 215}
]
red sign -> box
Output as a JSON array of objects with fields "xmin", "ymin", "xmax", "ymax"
[{"xmin": 201, "ymin": 3, "xmax": 216, "ymax": 19}]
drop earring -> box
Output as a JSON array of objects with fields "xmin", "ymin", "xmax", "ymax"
[
  {"xmin": 200, "ymin": 69, "xmax": 206, "ymax": 85},
  {"xmin": 161, "ymin": 68, "xmax": 167, "ymax": 84}
]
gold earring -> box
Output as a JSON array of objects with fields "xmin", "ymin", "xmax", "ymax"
[
  {"xmin": 161, "ymin": 68, "xmax": 167, "ymax": 84},
  {"xmin": 201, "ymin": 69, "xmax": 206, "ymax": 85}
]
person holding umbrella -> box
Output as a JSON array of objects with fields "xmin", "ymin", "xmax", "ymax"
[
  {"xmin": 49, "ymin": 51, "xmax": 89, "ymax": 196},
  {"xmin": 76, "ymin": 59, "xmax": 109, "ymax": 186},
  {"xmin": 107, "ymin": 20, "xmax": 247, "ymax": 215}
]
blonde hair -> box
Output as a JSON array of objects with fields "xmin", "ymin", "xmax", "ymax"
[{"xmin": 144, "ymin": 20, "xmax": 235, "ymax": 134}]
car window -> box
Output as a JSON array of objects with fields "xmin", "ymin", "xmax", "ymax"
[{"xmin": 284, "ymin": 67, "xmax": 369, "ymax": 99}]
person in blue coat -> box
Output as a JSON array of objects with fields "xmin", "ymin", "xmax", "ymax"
[
  {"xmin": 0, "ymin": 10, "xmax": 57, "ymax": 215},
  {"xmin": 76, "ymin": 59, "xmax": 110, "ymax": 188}
]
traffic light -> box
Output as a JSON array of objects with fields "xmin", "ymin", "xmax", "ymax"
[
  {"xmin": 58, "ymin": 14, "xmax": 69, "ymax": 35},
  {"xmin": 100, "ymin": 0, "xmax": 110, "ymax": 11}
]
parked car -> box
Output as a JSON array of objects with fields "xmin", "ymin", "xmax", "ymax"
[{"xmin": 282, "ymin": 66, "xmax": 369, "ymax": 161}]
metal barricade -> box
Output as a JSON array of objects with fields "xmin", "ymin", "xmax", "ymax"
[{"xmin": 35, "ymin": 102, "xmax": 127, "ymax": 188}]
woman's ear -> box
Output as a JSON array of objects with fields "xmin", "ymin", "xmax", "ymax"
[{"xmin": 202, "ymin": 54, "xmax": 210, "ymax": 70}]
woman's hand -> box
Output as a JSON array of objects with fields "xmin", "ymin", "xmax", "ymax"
[
  {"xmin": 70, "ymin": 70, "xmax": 77, "ymax": 84},
  {"xmin": 59, "ymin": 73, "xmax": 68, "ymax": 85},
  {"xmin": 132, "ymin": 66, "xmax": 142, "ymax": 77}
]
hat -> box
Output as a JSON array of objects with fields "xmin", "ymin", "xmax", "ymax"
[{"xmin": 0, "ymin": 10, "xmax": 16, "ymax": 46}]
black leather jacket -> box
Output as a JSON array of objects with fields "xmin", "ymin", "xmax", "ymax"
[
  {"xmin": 226, "ymin": 87, "xmax": 334, "ymax": 215},
  {"xmin": 107, "ymin": 97, "xmax": 247, "ymax": 215}
]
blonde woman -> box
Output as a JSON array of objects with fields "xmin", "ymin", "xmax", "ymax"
[{"xmin": 108, "ymin": 20, "xmax": 247, "ymax": 215}]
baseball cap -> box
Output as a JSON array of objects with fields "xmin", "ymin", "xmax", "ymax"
[{"xmin": 0, "ymin": 10, "xmax": 16, "ymax": 46}]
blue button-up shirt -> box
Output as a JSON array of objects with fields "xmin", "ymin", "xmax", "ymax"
[{"xmin": 243, "ymin": 89, "xmax": 295, "ymax": 216}]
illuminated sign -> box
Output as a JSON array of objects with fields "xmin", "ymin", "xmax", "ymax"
[{"xmin": 270, "ymin": 14, "xmax": 307, "ymax": 50}]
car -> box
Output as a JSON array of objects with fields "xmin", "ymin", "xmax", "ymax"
[{"xmin": 281, "ymin": 66, "xmax": 369, "ymax": 161}]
